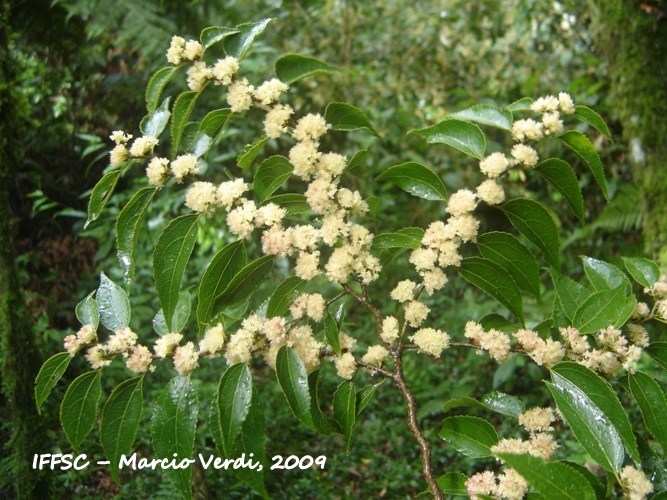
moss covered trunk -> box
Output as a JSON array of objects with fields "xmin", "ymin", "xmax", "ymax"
[
  {"xmin": 0, "ymin": 2, "xmax": 50, "ymax": 497},
  {"xmin": 588, "ymin": 0, "xmax": 667, "ymax": 267}
]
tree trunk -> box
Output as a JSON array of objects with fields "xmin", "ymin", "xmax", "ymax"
[
  {"xmin": 588, "ymin": 0, "xmax": 667, "ymax": 269},
  {"xmin": 0, "ymin": 2, "xmax": 50, "ymax": 497}
]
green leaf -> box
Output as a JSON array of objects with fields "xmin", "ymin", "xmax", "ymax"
[
  {"xmin": 560, "ymin": 461, "xmax": 607, "ymax": 500},
  {"xmin": 263, "ymin": 193, "xmax": 309, "ymax": 214},
  {"xmin": 449, "ymin": 104, "xmax": 512, "ymax": 131},
  {"xmin": 35, "ymin": 352, "xmax": 71, "ymax": 413},
  {"xmin": 153, "ymin": 309, "xmax": 168, "ymax": 336},
  {"xmin": 116, "ymin": 187, "xmax": 156, "ymax": 284},
  {"xmin": 217, "ymin": 364, "xmax": 253, "ymax": 456},
  {"xmin": 552, "ymin": 274, "xmax": 589, "ymax": 322},
  {"xmin": 481, "ymin": 391, "xmax": 525, "ymax": 418},
  {"xmin": 153, "ymin": 215, "xmax": 199, "ymax": 332},
  {"xmin": 307, "ymin": 371, "xmax": 338, "ymax": 435},
  {"xmin": 274, "ymin": 53, "xmax": 339, "ymax": 84},
  {"xmin": 646, "ymin": 342, "xmax": 667, "ymax": 371},
  {"xmin": 253, "ymin": 155, "xmax": 293, "ymax": 203},
  {"xmin": 266, "ymin": 276, "xmax": 306, "ymax": 318},
  {"xmin": 324, "ymin": 311, "xmax": 340, "ymax": 356},
  {"xmin": 200, "ymin": 108, "xmax": 234, "ymax": 138},
  {"xmin": 357, "ymin": 382, "xmax": 382, "ymax": 416},
  {"xmin": 547, "ymin": 371, "xmax": 624, "ymax": 472},
  {"xmin": 60, "ymin": 370, "xmax": 102, "ymax": 450},
  {"xmin": 101, "ymin": 377, "xmax": 143, "ymax": 483},
  {"xmin": 372, "ymin": 230, "xmax": 423, "ymax": 250},
  {"xmin": 324, "ymin": 102, "xmax": 379, "ymax": 137},
  {"xmin": 346, "ymin": 149, "xmax": 370, "ymax": 177},
  {"xmin": 410, "ymin": 118, "xmax": 486, "ymax": 160},
  {"xmin": 574, "ymin": 105, "xmax": 612, "ymax": 141},
  {"xmin": 495, "ymin": 454, "xmax": 596, "ymax": 500},
  {"xmin": 552, "ymin": 362, "xmax": 640, "ymax": 464},
  {"xmin": 458, "ymin": 257, "xmax": 524, "ymax": 325},
  {"xmin": 477, "ymin": 232, "xmax": 541, "ymax": 298},
  {"xmin": 140, "ymin": 96, "xmax": 171, "ymax": 137},
  {"xmin": 444, "ymin": 396, "xmax": 486, "ymax": 412},
  {"xmin": 376, "ymin": 161, "xmax": 448, "ymax": 201},
  {"xmin": 479, "ymin": 313, "xmax": 519, "ymax": 333},
  {"xmin": 581, "ymin": 256, "xmax": 631, "ymax": 294},
  {"xmin": 437, "ymin": 472, "xmax": 468, "ymax": 496},
  {"xmin": 200, "ymin": 26, "xmax": 238, "ymax": 49},
  {"xmin": 98, "ymin": 272, "xmax": 131, "ymax": 331},
  {"xmin": 276, "ymin": 346, "xmax": 315, "ymax": 430},
  {"xmin": 212, "ymin": 255, "xmax": 273, "ymax": 315},
  {"xmin": 76, "ymin": 291, "xmax": 99, "ymax": 329},
  {"xmin": 536, "ymin": 158, "xmax": 585, "ymax": 224},
  {"xmin": 146, "ymin": 66, "xmax": 177, "ymax": 113},
  {"xmin": 499, "ymin": 199, "xmax": 560, "ymax": 270},
  {"xmin": 560, "ymin": 130, "xmax": 608, "ymax": 201},
  {"xmin": 572, "ymin": 286, "xmax": 629, "ymax": 333},
  {"xmin": 151, "ymin": 376, "xmax": 198, "ymax": 499},
  {"xmin": 636, "ymin": 432, "xmax": 667, "ymax": 493},
  {"xmin": 237, "ymin": 137, "xmax": 268, "ymax": 171},
  {"xmin": 171, "ymin": 291, "xmax": 191, "ymax": 333},
  {"xmin": 197, "ymin": 241, "xmax": 247, "ymax": 332},
  {"xmin": 622, "ymin": 257, "xmax": 660, "ymax": 289},
  {"xmin": 439, "ymin": 416, "xmax": 499, "ymax": 458},
  {"xmin": 171, "ymin": 91, "xmax": 200, "ymax": 157},
  {"xmin": 85, "ymin": 169, "xmax": 121, "ymax": 229},
  {"xmin": 629, "ymin": 371, "xmax": 667, "ymax": 453},
  {"xmin": 333, "ymin": 382, "xmax": 356, "ymax": 452},
  {"xmin": 223, "ymin": 19, "xmax": 272, "ymax": 59},
  {"xmin": 507, "ymin": 97, "xmax": 533, "ymax": 112}
]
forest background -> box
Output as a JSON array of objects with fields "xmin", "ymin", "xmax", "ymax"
[{"xmin": 1, "ymin": 0, "xmax": 666, "ymax": 497}]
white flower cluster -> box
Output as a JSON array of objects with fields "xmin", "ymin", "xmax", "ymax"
[
  {"xmin": 410, "ymin": 327, "xmax": 450, "ymax": 357},
  {"xmin": 465, "ymin": 468, "xmax": 528, "ymax": 500},
  {"xmin": 109, "ymin": 130, "xmax": 159, "ymax": 167},
  {"xmin": 166, "ymin": 36, "xmax": 203, "ymax": 65},
  {"xmin": 63, "ymin": 324, "xmax": 97, "ymax": 357},
  {"xmin": 513, "ymin": 328, "xmax": 565, "ymax": 367},
  {"xmin": 464, "ymin": 321, "xmax": 512, "ymax": 362},
  {"xmin": 78, "ymin": 326, "xmax": 156, "ymax": 373},
  {"xmin": 620, "ymin": 465, "xmax": 654, "ymax": 500}
]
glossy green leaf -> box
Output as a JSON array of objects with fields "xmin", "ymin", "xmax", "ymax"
[
  {"xmin": 552, "ymin": 274, "xmax": 589, "ymax": 322},
  {"xmin": 153, "ymin": 309, "xmax": 168, "ymax": 336},
  {"xmin": 481, "ymin": 391, "xmax": 525, "ymax": 418},
  {"xmin": 622, "ymin": 257, "xmax": 660, "ymax": 289},
  {"xmin": 276, "ymin": 346, "xmax": 315, "ymax": 430},
  {"xmin": 346, "ymin": 149, "xmax": 370, "ymax": 176},
  {"xmin": 237, "ymin": 137, "xmax": 268, "ymax": 171},
  {"xmin": 581, "ymin": 256, "xmax": 630, "ymax": 293},
  {"xmin": 552, "ymin": 362, "xmax": 639, "ymax": 464},
  {"xmin": 170, "ymin": 91, "xmax": 200, "ymax": 157},
  {"xmin": 572, "ymin": 286, "xmax": 629, "ymax": 333},
  {"xmin": 217, "ymin": 364, "xmax": 253, "ymax": 456},
  {"xmin": 151, "ymin": 376, "xmax": 198, "ymax": 499},
  {"xmin": 274, "ymin": 53, "xmax": 339, "ymax": 84},
  {"xmin": 372, "ymin": 230, "xmax": 423, "ymax": 250},
  {"xmin": 437, "ymin": 472, "xmax": 468, "ymax": 496},
  {"xmin": 85, "ymin": 169, "xmax": 121, "ymax": 228},
  {"xmin": 506, "ymin": 97, "xmax": 533, "ymax": 112},
  {"xmin": 140, "ymin": 96, "xmax": 171, "ymax": 137},
  {"xmin": 307, "ymin": 371, "xmax": 338, "ymax": 435},
  {"xmin": 60, "ymin": 370, "xmax": 102, "ymax": 450},
  {"xmin": 410, "ymin": 118, "xmax": 486, "ymax": 159},
  {"xmin": 200, "ymin": 26, "xmax": 238, "ymax": 48},
  {"xmin": 357, "ymin": 382, "xmax": 382, "ymax": 416},
  {"xmin": 98, "ymin": 272, "xmax": 130, "ymax": 331},
  {"xmin": 116, "ymin": 187, "xmax": 156, "ymax": 284},
  {"xmin": 629, "ymin": 372, "xmax": 667, "ymax": 452},
  {"xmin": 153, "ymin": 214, "xmax": 199, "ymax": 332},
  {"xmin": 35, "ymin": 352, "xmax": 71, "ymax": 413},
  {"xmin": 266, "ymin": 276, "xmax": 306, "ymax": 318},
  {"xmin": 636, "ymin": 432, "xmax": 667, "ymax": 493},
  {"xmin": 333, "ymin": 382, "xmax": 356, "ymax": 452},
  {"xmin": 477, "ymin": 232, "xmax": 541, "ymax": 298},
  {"xmin": 324, "ymin": 311, "xmax": 340, "ymax": 355},
  {"xmin": 376, "ymin": 161, "xmax": 448, "ymax": 201},
  {"xmin": 479, "ymin": 313, "xmax": 519, "ymax": 333},
  {"xmin": 500, "ymin": 198, "xmax": 560, "ymax": 270},
  {"xmin": 146, "ymin": 66, "xmax": 177, "ymax": 113},
  {"xmin": 212, "ymin": 255, "xmax": 273, "ymax": 315},
  {"xmin": 76, "ymin": 291, "xmax": 99, "ymax": 329},
  {"xmin": 561, "ymin": 461, "xmax": 607, "ymax": 500},
  {"xmin": 263, "ymin": 193, "xmax": 309, "ymax": 214},
  {"xmin": 547, "ymin": 372, "xmax": 624, "ymax": 472},
  {"xmin": 170, "ymin": 291, "xmax": 191, "ymax": 333},
  {"xmin": 439, "ymin": 416, "xmax": 498, "ymax": 458},
  {"xmin": 560, "ymin": 130, "xmax": 608, "ymax": 201},
  {"xmin": 458, "ymin": 257, "xmax": 524, "ymax": 325},
  {"xmin": 574, "ymin": 105, "xmax": 612, "ymax": 141},
  {"xmin": 101, "ymin": 376, "xmax": 143, "ymax": 483},
  {"xmin": 200, "ymin": 108, "xmax": 233, "ymax": 137},
  {"xmin": 324, "ymin": 102, "xmax": 379, "ymax": 136},
  {"xmin": 444, "ymin": 396, "xmax": 486, "ymax": 412},
  {"xmin": 449, "ymin": 104, "xmax": 512, "ymax": 131},
  {"xmin": 253, "ymin": 155, "xmax": 293, "ymax": 203},
  {"xmin": 536, "ymin": 158, "xmax": 585, "ymax": 224},
  {"xmin": 223, "ymin": 18, "xmax": 272, "ymax": 59},
  {"xmin": 495, "ymin": 454, "xmax": 596, "ymax": 500},
  {"xmin": 186, "ymin": 109, "xmax": 234, "ymax": 159},
  {"xmin": 197, "ymin": 241, "xmax": 247, "ymax": 332},
  {"xmin": 646, "ymin": 342, "xmax": 667, "ymax": 371}
]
